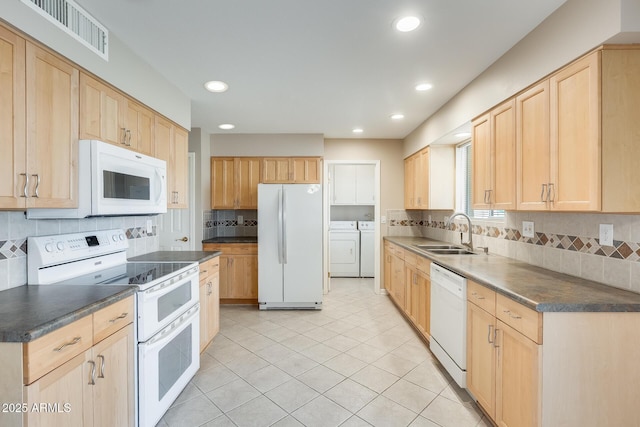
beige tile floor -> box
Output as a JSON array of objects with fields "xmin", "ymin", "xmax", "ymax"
[{"xmin": 158, "ymin": 278, "xmax": 491, "ymax": 427}]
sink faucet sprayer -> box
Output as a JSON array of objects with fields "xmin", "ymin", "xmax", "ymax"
[{"xmin": 446, "ymin": 212, "xmax": 474, "ymax": 252}]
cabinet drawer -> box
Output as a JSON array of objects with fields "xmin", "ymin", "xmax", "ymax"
[
  {"xmin": 93, "ymin": 296, "xmax": 135, "ymax": 344},
  {"xmin": 200, "ymin": 257, "xmax": 220, "ymax": 283},
  {"xmin": 467, "ymin": 280, "xmax": 496, "ymax": 315},
  {"xmin": 388, "ymin": 243, "xmax": 404, "ymax": 259},
  {"xmin": 404, "ymin": 251, "xmax": 417, "ymax": 267},
  {"xmin": 496, "ymin": 294, "xmax": 542, "ymax": 344},
  {"xmin": 204, "ymin": 243, "xmax": 257, "ymax": 255},
  {"xmin": 416, "ymin": 257, "xmax": 431, "ymax": 275},
  {"xmin": 23, "ymin": 315, "xmax": 93, "ymax": 384}
]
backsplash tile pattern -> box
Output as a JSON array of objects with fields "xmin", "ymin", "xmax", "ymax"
[
  {"xmin": 0, "ymin": 212, "xmax": 159, "ymax": 291},
  {"xmin": 203, "ymin": 211, "xmax": 214, "ymax": 240},
  {"xmin": 208, "ymin": 210, "xmax": 258, "ymax": 238},
  {"xmin": 386, "ymin": 209, "xmax": 640, "ymax": 294}
]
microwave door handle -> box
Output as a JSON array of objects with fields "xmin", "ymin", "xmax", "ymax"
[
  {"xmin": 154, "ymin": 168, "xmax": 166, "ymax": 204},
  {"xmin": 142, "ymin": 305, "xmax": 199, "ymax": 352}
]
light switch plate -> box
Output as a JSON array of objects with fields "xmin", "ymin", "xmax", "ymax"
[
  {"xmin": 599, "ymin": 224, "xmax": 614, "ymax": 246},
  {"xmin": 146, "ymin": 219, "xmax": 153, "ymax": 234},
  {"xmin": 522, "ymin": 221, "xmax": 535, "ymax": 238},
  {"xmin": 238, "ymin": 215, "xmax": 244, "ymax": 225},
  {"xmin": 381, "ymin": 216, "xmax": 387, "ymax": 224}
]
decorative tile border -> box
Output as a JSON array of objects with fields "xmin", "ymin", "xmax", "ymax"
[
  {"xmin": 125, "ymin": 226, "xmax": 156, "ymax": 239},
  {"xmin": 390, "ymin": 219, "xmax": 640, "ymax": 261},
  {"xmin": 0, "ymin": 239, "xmax": 28, "ymax": 260},
  {"xmin": 213, "ymin": 219, "xmax": 258, "ymax": 227}
]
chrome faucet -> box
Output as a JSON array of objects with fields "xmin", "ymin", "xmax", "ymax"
[{"xmin": 446, "ymin": 212, "xmax": 474, "ymax": 251}]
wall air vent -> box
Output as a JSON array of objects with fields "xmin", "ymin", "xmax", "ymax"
[{"xmin": 20, "ymin": 0, "xmax": 109, "ymax": 60}]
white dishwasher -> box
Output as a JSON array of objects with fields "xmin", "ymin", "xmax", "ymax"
[{"xmin": 430, "ymin": 263, "xmax": 467, "ymax": 388}]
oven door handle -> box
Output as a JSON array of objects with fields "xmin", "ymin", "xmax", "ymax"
[
  {"xmin": 143, "ymin": 268, "xmax": 198, "ymax": 296},
  {"xmin": 142, "ymin": 304, "xmax": 199, "ymax": 351}
]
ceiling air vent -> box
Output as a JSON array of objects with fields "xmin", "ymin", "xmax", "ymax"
[{"xmin": 20, "ymin": 0, "xmax": 109, "ymax": 60}]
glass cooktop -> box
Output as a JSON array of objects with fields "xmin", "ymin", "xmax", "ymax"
[{"xmin": 52, "ymin": 262, "xmax": 196, "ymax": 287}]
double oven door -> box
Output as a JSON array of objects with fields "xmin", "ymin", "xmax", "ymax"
[{"xmin": 136, "ymin": 265, "xmax": 200, "ymax": 427}]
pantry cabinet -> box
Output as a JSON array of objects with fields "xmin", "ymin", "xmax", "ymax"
[
  {"xmin": 203, "ymin": 243, "xmax": 258, "ymax": 303},
  {"xmin": 155, "ymin": 116, "xmax": 188, "ymax": 208},
  {"xmin": 472, "ymin": 99, "xmax": 516, "ymax": 210},
  {"xmin": 211, "ymin": 157, "xmax": 261, "ymax": 209},
  {"xmin": 199, "ymin": 257, "xmax": 220, "ymax": 351},
  {"xmin": 404, "ymin": 146, "xmax": 454, "ymax": 210}
]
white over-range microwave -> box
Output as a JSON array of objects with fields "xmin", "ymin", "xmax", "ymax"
[{"xmin": 27, "ymin": 140, "xmax": 167, "ymax": 219}]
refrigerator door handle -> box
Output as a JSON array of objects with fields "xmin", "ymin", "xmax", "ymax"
[
  {"xmin": 278, "ymin": 189, "xmax": 284, "ymax": 264},
  {"xmin": 282, "ymin": 188, "xmax": 288, "ymax": 264}
]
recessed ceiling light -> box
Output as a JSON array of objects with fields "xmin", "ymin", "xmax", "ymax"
[
  {"xmin": 352, "ymin": 128, "xmax": 364, "ymax": 134},
  {"xmin": 415, "ymin": 83, "xmax": 433, "ymax": 91},
  {"xmin": 395, "ymin": 16, "xmax": 421, "ymax": 32},
  {"xmin": 204, "ymin": 80, "xmax": 228, "ymax": 93},
  {"xmin": 218, "ymin": 124, "xmax": 235, "ymax": 130},
  {"xmin": 455, "ymin": 132, "xmax": 471, "ymax": 138},
  {"xmin": 391, "ymin": 113, "xmax": 405, "ymax": 120}
]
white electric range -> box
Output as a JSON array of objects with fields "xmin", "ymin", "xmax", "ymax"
[{"xmin": 28, "ymin": 229, "xmax": 200, "ymax": 427}]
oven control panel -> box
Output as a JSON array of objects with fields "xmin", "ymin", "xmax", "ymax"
[{"xmin": 28, "ymin": 229, "xmax": 129, "ymax": 268}]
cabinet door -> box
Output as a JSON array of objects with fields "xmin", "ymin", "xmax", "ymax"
[
  {"xmin": 516, "ymin": 80, "xmax": 550, "ymax": 211},
  {"xmin": 211, "ymin": 158, "xmax": 235, "ymax": 209},
  {"xmin": 236, "ymin": 255, "xmax": 258, "ymax": 299},
  {"xmin": 492, "ymin": 100, "xmax": 516, "ymax": 210},
  {"xmin": 91, "ymin": 324, "xmax": 135, "ymax": 427},
  {"xmin": 24, "ymin": 351, "xmax": 92, "ymax": 427},
  {"xmin": 172, "ymin": 127, "xmax": 189, "ymax": 208},
  {"xmin": 550, "ymin": 52, "xmax": 600, "ymax": 211},
  {"xmin": 26, "ymin": 42, "xmax": 79, "ymax": 209},
  {"xmin": 236, "ymin": 158, "xmax": 261, "ymax": 209},
  {"xmin": 332, "ymin": 164, "xmax": 356, "ymax": 204},
  {"xmin": 467, "ymin": 302, "xmax": 496, "ymax": 419},
  {"xmin": 472, "ymin": 113, "xmax": 491, "ymax": 209},
  {"xmin": 219, "ymin": 256, "xmax": 231, "ymax": 299},
  {"xmin": 416, "ymin": 148, "xmax": 429, "ymax": 209},
  {"xmin": 0, "ymin": 27, "xmax": 26, "ymax": 209},
  {"xmin": 126, "ymin": 100, "xmax": 154, "ymax": 156},
  {"xmin": 209, "ymin": 267, "xmax": 220, "ymax": 337},
  {"xmin": 495, "ymin": 320, "xmax": 541, "ymax": 427},
  {"xmin": 79, "ymin": 73, "xmax": 124, "ymax": 147},
  {"xmin": 262, "ymin": 158, "xmax": 291, "ymax": 183},
  {"xmin": 406, "ymin": 265, "xmax": 418, "ymax": 322},
  {"xmin": 390, "ymin": 254, "xmax": 405, "ymax": 308},
  {"xmin": 199, "ymin": 281, "xmax": 209, "ymax": 352},
  {"xmin": 293, "ymin": 158, "xmax": 321, "ymax": 183},
  {"xmin": 383, "ymin": 243, "xmax": 392, "ymax": 294},
  {"xmin": 404, "ymin": 155, "xmax": 416, "ymax": 209},
  {"xmin": 417, "ymin": 270, "xmax": 430, "ymax": 338},
  {"xmin": 355, "ymin": 164, "xmax": 375, "ymax": 205}
]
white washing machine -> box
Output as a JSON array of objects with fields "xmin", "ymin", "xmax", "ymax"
[
  {"xmin": 329, "ymin": 221, "xmax": 360, "ymax": 277},
  {"xmin": 358, "ymin": 221, "xmax": 375, "ymax": 277}
]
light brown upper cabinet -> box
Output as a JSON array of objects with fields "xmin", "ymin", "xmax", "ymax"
[
  {"xmin": 211, "ymin": 157, "xmax": 261, "ymax": 209},
  {"xmin": 404, "ymin": 146, "xmax": 454, "ymax": 210},
  {"xmin": 26, "ymin": 41, "xmax": 79, "ymax": 209},
  {"xmin": 514, "ymin": 47, "xmax": 640, "ymax": 212},
  {"xmin": 0, "ymin": 26, "xmax": 26, "ymax": 209},
  {"xmin": 262, "ymin": 157, "xmax": 321, "ymax": 183},
  {"xmin": 472, "ymin": 99, "xmax": 516, "ymax": 210},
  {"xmin": 80, "ymin": 73, "xmax": 155, "ymax": 156},
  {"xmin": 155, "ymin": 116, "xmax": 188, "ymax": 208}
]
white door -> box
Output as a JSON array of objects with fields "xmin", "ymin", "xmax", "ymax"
[
  {"xmin": 332, "ymin": 164, "xmax": 356, "ymax": 204},
  {"xmin": 355, "ymin": 164, "xmax": 375, "ymax": 204},
  {"xmin": 159, "ymin": 154, "xmax": 195, "ymax": 250}
]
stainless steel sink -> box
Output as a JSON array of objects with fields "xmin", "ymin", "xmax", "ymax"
[
  {"xmin": 427, "ymin": 248, "xmax": 477, "ymax": 255},
  {"xmin": 414, "ymin": 244, "xmax": 464, "ymax": 250}
]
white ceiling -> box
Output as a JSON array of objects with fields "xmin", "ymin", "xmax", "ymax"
[{"xmin": 76, "ymin": 0, "xmax": 566, "ymax": 139}]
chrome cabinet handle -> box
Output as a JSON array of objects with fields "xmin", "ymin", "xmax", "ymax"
[
  {"xmin": 493, "ymin": 329, "xmax": 500, "ymax": 348},
  {"xmin": 97, "ymin": 355, "xmax": 105, "ymax": 378},
  {"xmin": 53, "ymin": 336, "xmax": 81, "ymax": 352},
  {"xmin": 207, "ymin": 282, "xmax": 212, "ymax": 295},
  {"xmin": 487, "ymin": 189, "xmax": 492, "ymax": 204},
  {"xmin": 20, "ymin": 173, "xmax": 29, "ymax": 198},
  {"xmin": 471, "ymin": 291, "xmax": 485, "ymax": 300},
  {"xmin": 31, "ymin": 174, "xmax": 40, "ymax": 198},
  {"xmin": 126, "ymin": 129, "xmax": 132, "ymax": 146},
  {"xmin": 488, "ymin": 324, "xmax": 494, "ymax": 344},
  {"xmin": 121, "ymin": 128, "xmax": 128, "ymax": 145},
  {"xmin": 548, "ymin": 183, "xmax": 555, "ymax": 203},
  {"xmin": 483, "ymin": 190, "xmax": 488, "ymax": 204},
  {"xmin": 503, "ymin": 309, "xmax": 522, "ymax": 319},
  {"xmin": 540, "ymin": 184, "xmax": 547, "ymax": 203},
  {"xmin": 109, "ymin": 312, "xmax": 128, "ymax": 323},
  {"xmin": 88, "ymin": 360, "xmax": 96, "ymax": 385}
]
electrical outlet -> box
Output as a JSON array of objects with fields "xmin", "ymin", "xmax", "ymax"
[
  {"xmin": 238, "ymin": 215, "xmax": 244, "ymax": 225},
  {"xmin": 146, "ymin": 219, "xmax": 153, "ymax": 234},
  {"xmin": 522, "ymin": 221, "xmax": 535, "ymax": 238},
  {"xmin": 428, "ymin": 214, "xmax": 432, "ymax": 223},
  {"xmin": 444, "ymin": 216, "xmax": 449, "ymax": 224},
  {"xmin": 599, "ymin": 224, "xmax": 614, "ymax": 246},
  {"xmin": 381, "ymin": 216, "xmax": 387, "ymax": 224}
]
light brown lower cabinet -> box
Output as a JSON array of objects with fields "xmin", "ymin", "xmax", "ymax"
[
  {"xmin": 199, "ymin": 256, "xmax": 220, "ymax": 352},
  {"xmin": 0, "ymin": 296, "xmax": 135, "ymax": 427},
  {"xmin": 203, "ymin": 243, "xmax": 258, "ymax": 303}
]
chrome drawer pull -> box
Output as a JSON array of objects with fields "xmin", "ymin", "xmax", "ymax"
[
  {"xmin": 109, "ymin": 312, "xmax": 128, "ymax": 323},
  {"xmin": 53, "ymin": 336, "xmax": 81, "ymax": 352},
  {"xmin": 20, "ymin": 173, "xmax": 29, "ymax": 198},
  {"xmin": 97, "ymin": 355, "xmax": 105, "ymax": 378},
  {"xmin": 471, "ymin": 291, "xmax": 485, "ymax": 300},
  {"xmin": 488, "ymin": 324, "xmax": 494, "ymax": 344},
  {"xmin": 31, "ymin": 174, "xmax": 40, "ymax": 198},
  {"xmin": 540, "ymin": 184, "xmax": 547, "ymax": 202},
  {"xmin": 88, "ymin": 360, "xmax": 96, "ymax": 385}
]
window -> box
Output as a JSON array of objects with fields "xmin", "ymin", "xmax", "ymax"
[{"xmin": 456, "ymin": 141, "xmax": 504, "ymax": 219}]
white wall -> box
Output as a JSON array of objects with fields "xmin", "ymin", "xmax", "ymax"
[
  {"xmin": 211, "ymin": 134, "xmax": 324, "ymax": 157},
  {"xmin": 0, "ymin": 3, "xmax": 190, "ymax": 128},
  {"xmin": 188, "ymin": 128, "xmax": 212, "ymax": 250},
  {"xmin": 404, "ymin": 0, "xmax": 639, "ymax": 156}
]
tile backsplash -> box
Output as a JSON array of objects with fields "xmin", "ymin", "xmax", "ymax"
[
  {"xmin": 386, "ymin": 209, "xmax": 640, "ymax": 294},
  {"xmin": 205, "ymin": 210, "xmax": 258, "ymax": 239},
  {"xmin": 0, "ymin": 212, "xmax": 159, "ymax": 291}
]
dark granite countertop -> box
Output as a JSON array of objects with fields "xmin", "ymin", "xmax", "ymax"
[
  {"xmin": 202, "ymin": 236, "xmax": 258, "ymax": 244},
  {"xmin": 385, "ymin": 236, "xmax": 640, "ymax": 313},
  {"xmin": 129, "ymin": 251, "xmax": 221, "ymax": 263},
  {"xmin": 0, "ymin": 285, "xmax": 136, "ymax": 342}
]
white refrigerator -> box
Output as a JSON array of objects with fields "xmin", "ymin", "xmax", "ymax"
[{"xmin": 258, "ymin": 183, "xmax": 323, "ymax": 309}]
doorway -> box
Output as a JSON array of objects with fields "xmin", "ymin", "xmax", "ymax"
[
  {"xmin": 159, "ymin": 153, "xmax": 196, "ymax": 250},
  {"xmin": 323, "ymin": 160, "xmax": 381, "ymax": 295}
]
